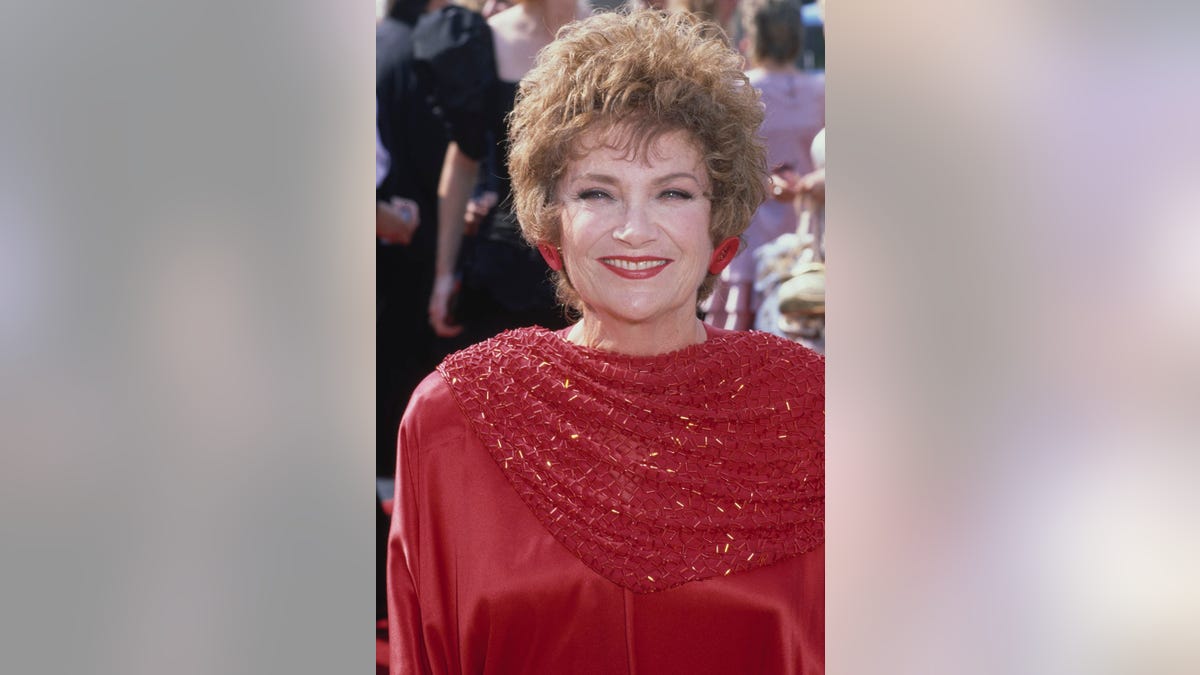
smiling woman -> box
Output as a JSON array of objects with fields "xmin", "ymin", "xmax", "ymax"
[
  {"xmin": 387, "ymin": 9, "xmax": 826, "ymax": 675},
  {"xmin": 507, "ymin": 11, "xmax": 768, "ymax": 313},
  {"xmin": 554, "ymin": 128, "xmax": 716, "ymax": 354}
]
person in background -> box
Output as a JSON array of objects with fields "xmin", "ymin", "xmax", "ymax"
[
  {"xmin": 378, "ymin": 0, "xmax": 459, "ymax": 482},
  {"xmin": 459, "ymin": 0, "xmax": 515, "ymax": 239},
  {"xmin": 754, "ymin": 126, "xmax": 825, "ymax": 351},
  {"xmin": 753, "ymin": 0, "xmax": 825, "ymax": 350},
  {"xmin": 794, "ymin": 126, "xmax": 825, "ymax": 257},
  {"xmin": 665, "ymin": 0, "xmax": 738, "ymax": 28},
  {"xmin": 388, "ymin": 10, "xmax": 824, "ymax": 673},
  {"xmin": 481, "ymin": 0, "xmax": 514, "ymax": 16},
  {"xmin": 704, "ymin": 0, "xmax": 823, "ymax": 331},
  {"xmin": 422, "ymin": 0, "xmax": 589, "ymax": 348},
  {"xmin": 376, "ymin": 97, "xmax": 420, "ymax": 246},
  {"xmin": 377, "ymin": 0, "xmax": 458, "ymax": 625}
]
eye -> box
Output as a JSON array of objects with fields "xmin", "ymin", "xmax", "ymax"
[
  {"xmin": 660, "ymin": 189, "xmax": 694, "ymax": 200},
  {"xmin": 576, "ymin": 189, "xmax": 613, "ymax": 201}
]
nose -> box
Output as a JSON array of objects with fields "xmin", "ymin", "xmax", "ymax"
[{"xmin": 612, "ymin": 200, "xmax": 658, "ymax": 247}]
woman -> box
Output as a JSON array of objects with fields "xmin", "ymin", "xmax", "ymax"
[
  {"xmin": 422, "ymin": 0, "xmax": 589, "ymax": 347},
  {"xmin": 704, "ymin": 0, "xmax": 825, "ymax": 331},
  {"xmin": 389, "ymin": 10, "xmax": 824, "ymax": 674}
]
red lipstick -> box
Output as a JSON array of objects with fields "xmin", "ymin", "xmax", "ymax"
[{"xmin": 598, "ymin": 256, "xmax": 672, "ymax": 280}]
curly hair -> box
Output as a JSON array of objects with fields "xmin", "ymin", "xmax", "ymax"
[{"xmin": 507, "ymin": 9, "xmax": 767, "ymax": 312}]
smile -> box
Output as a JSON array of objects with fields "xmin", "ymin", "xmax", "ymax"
[
  {"xmin": 602, "ymin": 258, "xmax": 668, "ymax": 270},
  {"xmin": 599, "ymin": 257, "xmax": 671, "ymax": 279}
]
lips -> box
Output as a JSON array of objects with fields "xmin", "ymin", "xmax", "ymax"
[{"xmin": 598, "ymin": 256, "xmax": 672, "ymax": 279}]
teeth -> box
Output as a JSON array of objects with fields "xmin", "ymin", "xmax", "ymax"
[{"xmin": 604, "ymin": 259, "xmax": 667, "ymax": 271}]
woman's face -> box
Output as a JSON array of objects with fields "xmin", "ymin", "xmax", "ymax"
[{"xmin": 556, "ymin": 127, "xmax": 714, "ymax": 329}]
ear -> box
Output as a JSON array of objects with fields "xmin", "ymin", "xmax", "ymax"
[
  {"xmin": 708, "ymin": 237, "xmax": 740, "ymax": 275},
  {"xmin": 537, "ymin": 242, "xmax": 563, "ymax": 271}
]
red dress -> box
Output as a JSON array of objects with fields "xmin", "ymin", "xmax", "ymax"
[{"xmin": 388, "ymin": 326, "xmax": 824, "ymax": 674}]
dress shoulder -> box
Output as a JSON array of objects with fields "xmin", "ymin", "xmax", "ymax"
[
  {"xmin": 397, "ymin": 371, "xmax": 472, "ymax": 464},
  {"xmin": 412, "ymin": 5, "xmax": 496, "ymax": 159},
  {"xmin": 709, "ymin": 324, "xmax": 825, "ymax": 364},
  {"xmin": 756, "ymin": 328, "xmax": 825, "ymax": 359},
  {"xmin": 730, "ymin": 329, "xmax": 825, "ymax": 400},
  {"xmin": 406, "ymin": 370, "xmax": 460, "ymax": 415},
  {"xmin": 412, "ymin": 5, "xmax": 491, "ymax": 63},
  {"xmin": 758, "ymin": 329, "xmax": 825, "ymax": 373}
]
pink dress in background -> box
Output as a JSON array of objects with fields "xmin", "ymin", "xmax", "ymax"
[{"xmin": 706, "ymin": 68, "xmax": 824, "ymax": 331}]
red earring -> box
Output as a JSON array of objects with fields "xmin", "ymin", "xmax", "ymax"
[
  {"xmin": 537, "ymin": 242, "xmax": 563, "ymax": 271},
  {"xmin": 708, "ymin": 237, "xmax": 740, "ymax": 274}
]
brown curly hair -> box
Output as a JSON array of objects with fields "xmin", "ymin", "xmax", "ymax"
[{"xmin": 507, "ymin": 9, "xmax": 767, "ymax": 312}]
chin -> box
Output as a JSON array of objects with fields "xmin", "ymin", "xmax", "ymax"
[
  {"xmin": 615, "ymin": 304, "xmax": 689, "ymax": 327},
  {"xmin": 601, "ymin": 308, "xmax": 656, "ymax": 325}
]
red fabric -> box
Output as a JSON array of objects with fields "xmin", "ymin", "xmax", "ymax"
[
  {"xmin": 388, "ymin": 326, "xmax": 824, "ymax": 674},
  {"xmin": 438, "ymin": 325, "xmax": 823, "ymax": 593}
]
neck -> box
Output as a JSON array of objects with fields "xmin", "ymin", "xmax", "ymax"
[
  {"xmin": 525, "ymin": 0, "xmax": 584, "ymax": 35},
  {"xmin": 567, "ymin": 310, "xmax": 707, "ymax": 357}
]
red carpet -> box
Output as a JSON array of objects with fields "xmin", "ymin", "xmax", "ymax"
[
  {"xmin": 377, "ymin": 618, "xmax": 389, "ymax": 675},
  {"xmin": 379, "ymin": 499, "xmax": 394, "ymax": 673}
]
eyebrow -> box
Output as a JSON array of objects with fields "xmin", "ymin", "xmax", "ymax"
[{"xmin": 569, "ymin": 172, "xmax": 704, "ymax": 186}]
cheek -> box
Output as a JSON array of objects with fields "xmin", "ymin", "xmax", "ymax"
[
  {"xmin": 557, "ymin": 216, "xmax": 593, "ymax": 283},
  {"xmin": 560, "ymin": 210, "xmax": 602, "ymax": 255},
  {"xmin": 678, "ymin": 210, "xmax": 717, "ymax": 257}
]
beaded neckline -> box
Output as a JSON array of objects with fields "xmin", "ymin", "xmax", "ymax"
[{"xmin": 439, "ymin": 326, "xmax": 824, "ymax": 592}]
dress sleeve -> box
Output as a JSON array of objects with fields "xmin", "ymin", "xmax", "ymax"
[
  {"xmin": 387, "ymin": 388, "xmax": 434, "ymax": 674},
  {"xmin": 413, "ymin": 6, "xmax": 496, "ymax": 161}
]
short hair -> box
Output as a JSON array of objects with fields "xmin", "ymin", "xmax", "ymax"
[
  {"xmin": 508, "ymin": 9, "xmax": 767, "ymax": 311},
  {"xmin": 748, "ymin": 0, "xmax": 804, "ymax": 66}
]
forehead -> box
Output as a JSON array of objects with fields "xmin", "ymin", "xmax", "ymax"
[{"xmin": 567, "ymin": 125, "xmax": 705, "ymax": 170}]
